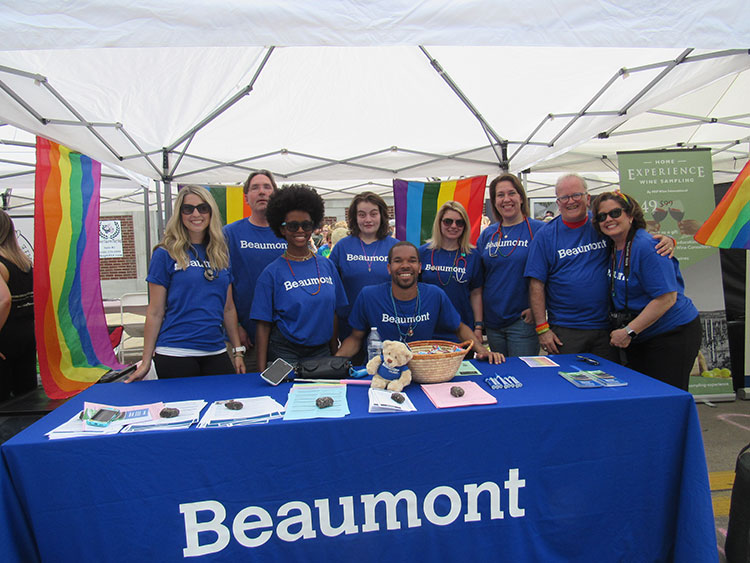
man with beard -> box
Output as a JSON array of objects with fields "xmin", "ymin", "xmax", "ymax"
[{"xmin": 336, "ymin": 241, "xmax": 503, "ymax": 363}]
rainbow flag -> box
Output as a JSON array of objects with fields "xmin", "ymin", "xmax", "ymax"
[
  {"xmin": 694, "ymin": 160, "xmax": 750, "ymax": 248},
  {"xmin": 393, "ymin": 176, "xmax": 487, "ymax": 245},
  {"xmin": 35, "ymin": 137, "xmax": 125, "ymax": 399},
  {"xmin": 207, "ymin": 186, "xmax": 251, "ymax": 225}
]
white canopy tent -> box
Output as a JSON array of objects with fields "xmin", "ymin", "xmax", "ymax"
[{"xmin": 0, "ymin": 1, "xmax": 748, "ymax": 209}]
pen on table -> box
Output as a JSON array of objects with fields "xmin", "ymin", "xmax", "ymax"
[{"xmin": 292, "ymin": 378, "xmax": 372, "ymax": 385}]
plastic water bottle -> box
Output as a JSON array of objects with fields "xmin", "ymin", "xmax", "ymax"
[{"xmin": 367, "ymin": 327, "xmax": 383, "ymax": 363}]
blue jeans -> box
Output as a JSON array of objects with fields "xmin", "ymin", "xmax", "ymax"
[
  {"xmin": 267, "ymin": 326, "xmax": 330, "ymax": 369},
  {"xmin": 486, "ymin": 317, "xmax": 539, "ymax": 357}
]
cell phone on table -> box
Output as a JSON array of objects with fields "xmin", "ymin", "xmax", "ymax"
[
  {"xmin": 86, "ymin": 408, "xmax": 121, "ymax": 427},
  {"xmin": 260, "ymin": 358, "xmax": 294, "ymax": 386}
]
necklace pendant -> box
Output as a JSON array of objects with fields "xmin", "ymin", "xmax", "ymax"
[
  {"xmin": 407, "ymin": 328, "xmax": 413, "ymax": 337},
  {"xmin": 368, "ymin": 264, "xmax": 371, "ymax": 272}
]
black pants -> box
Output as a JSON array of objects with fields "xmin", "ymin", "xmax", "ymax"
[
  {"xmin": 625, "ymin": 316, "xmax": 702, "ymax": 391},
  {"xmin": 154, "ymin": 352, "xmax": 234, "ymax": 379},
  {"xmin": 0, "ymin": 319, "xmax": 38, "ymax": 401},
  {"xmin": 549, "ymin": 325, "xmax": 618, "ymax": 361}
]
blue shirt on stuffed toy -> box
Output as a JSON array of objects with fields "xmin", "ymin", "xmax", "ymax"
[{"xmin": 377, "ymin": 353, "xmax": 410, "ymax": 381}]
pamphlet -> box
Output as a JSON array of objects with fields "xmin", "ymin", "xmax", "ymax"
[
  {"xmin": 455, "ymin": 361, "xmax": 482, "ymax": 376},
  {"xmin": 519, "ymin": 356, "xmax": 559, "ymax": 368},
  {"xmin": 558, "ymin": 370, "xmax": 628, "ymax": 388},
  {"xmin": 283, "ymin": 384, "xmax": 350, "ymax": 420},
  {"xmin": 198, "ymin": 396, "xmax": 285, "ymax": 428},
  {"xmin": 420, "ymin": 381, "xmax": 497, "ymax": 409},
  {"xmin": 368, "ymin": 388, "xmax": 416, "ymax": 413}
]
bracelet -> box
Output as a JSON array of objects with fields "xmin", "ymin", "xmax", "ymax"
[
  {"xmin": 535, "ymin": 322, "xmax": 550, "ymax": 335},
  {"xmin": 233, "ymin": 352, "xmax": 245, "ymax": 358},
  {"xmin": 474, "ymin": 321, "xmax": 484, "ymax": 329}
]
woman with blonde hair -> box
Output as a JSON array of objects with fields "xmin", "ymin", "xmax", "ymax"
[
  {"xmin": 0, "ymin": 210, "xmax": 36, "ymax": 399},
  {"xmin": 418, "ymin": 201, "xmax": 483, "ymax": 342},
  {"xmin": 127, "ymin": 185, "xmax": 245, "ymax": 381}
]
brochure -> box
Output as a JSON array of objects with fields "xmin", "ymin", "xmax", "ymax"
[
  {"xmin": 558, "ymin": 370, "xmax": 628, "ymax": 388},
  {"xmin": 368, "ymin": 388, "xmax": 417, "ymax": 413}
]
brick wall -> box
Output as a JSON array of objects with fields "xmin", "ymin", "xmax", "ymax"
[{"xmin": 100, "ymin": 215, "xmax": 137, "ymax": 280}]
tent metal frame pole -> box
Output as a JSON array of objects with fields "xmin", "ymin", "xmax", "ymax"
[
  {"xmin": 418, "ymin": 46, "xmax": 507, "ymax": 168},
  {"xmin": 162, "ymin": 149, "xmax": 172, "ymax": 223},
  {"xmin": 167, "ymin": 47, "xmax": 275, "ymax": 153},
  {"xmin": 143, "ymin": 182, "xmax": 151, "ymax": 269},
  {"xmin": 155, "ymin": 180, "xmax": 164, "ymax": 240}
]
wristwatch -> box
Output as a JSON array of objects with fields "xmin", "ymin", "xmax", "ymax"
[
  {"xmin": 624, "ymin": 325, "xmax": 638, "ymax": 339},
  {"xmin": 232, "ymin": 346, "xmax": 246, "ymax": 356}
]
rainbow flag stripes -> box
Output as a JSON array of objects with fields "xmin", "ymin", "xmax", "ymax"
[
  {"xmin": 209, "ymin": 185, "xmax": 251, "ymax": 225},
  {"xmin": 694, "ymin": 160, "xmax": 750, "ymax": 249},
  {"xmin": 35, "ymin": 137, "xmax": 124, "ymax": 398},
  {"xmin": 393, "ymin": 176, "xmax": 487, "ymax": 245}
]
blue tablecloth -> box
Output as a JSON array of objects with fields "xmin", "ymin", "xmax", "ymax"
[{"xmin": 0, "ymin": 355, "xmax": 716, "ymax": 562}]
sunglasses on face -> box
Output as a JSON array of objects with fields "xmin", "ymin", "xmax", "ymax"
[
  {"xmin": 442, "ymin": 217, "xmax": 466, "ymax": 228},
  {"xmin": 181, "ymin": 203, "xmax": 211, "ymax": 215},
  {"xmin": 556, "ymin": 192, "xmax": 586, "ymax": 204},
  {"xmin": 594, "ymin": 207, "xmax": 625, "ymax": 223},
  {"xmin": 282, "ymin": 220, "xmax": 315, "ymax": 233}
]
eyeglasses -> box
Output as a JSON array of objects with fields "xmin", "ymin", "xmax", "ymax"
[
  {"xmin": 282, "ymin": 220, "xmax": 315, "ymax": 233},
  {"xmin": 442, "ymin": 218, "xmax": 466, "ymax": 228},
  {"xmin": 556, "ymin": 192, "xmax": 586, "ymax": 204},
  {"xmin": 181, "ymin": 203, "xmax": 211, "ymax": 215},
  {"xmin": 594, "ymin": 207, "xmax": 625, "ymax": 223}
]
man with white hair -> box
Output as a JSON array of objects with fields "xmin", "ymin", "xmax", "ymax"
[{"xmin": 525, "ymin": 174, "xmax": 673, "ymax": 358}]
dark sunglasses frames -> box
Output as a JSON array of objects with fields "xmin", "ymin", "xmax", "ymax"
[
  {"xmin": 181, "ymin": 203, "xmax": 211, "ymax": 215},
  {"xmin": 594, "ymin": 207, "xmax": 624, "ymax": 223},
  {"xmin": 442, "ymin": 217, "xmax": 466, "ymax": 228},
  {"xmin": 282, "ymin": 220, "xmax": 315, "ymax": 233}
]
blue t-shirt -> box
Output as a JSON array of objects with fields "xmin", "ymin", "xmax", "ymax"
[
  {"xmin": 610, "ymin": 229, "xmax": 698, "ymax": 341},
  {"xmin": 329, "ymin": 235, "xmax": 399, "ymax": 338},
  {"xmin": 349, "ymin": 282, "xmax": 461, "ymax": 343},
  {"xmin": 377, "ymin": 358, "xmax": 410, "ymax": 381},
  {"xmin": 223, "ymin": 219, "xmax": 286, "ymax": 342},
  {"xmin": 147, "ymin": 245, "xmax": 232, "ymax": 351},
  {"xmin": 250, "ymin": 254, "xmax": 348, "ymax": 347},
  {"xmin": 524, "ymin": 214, "xmax": 609, "ymax": 329},
  {"xmin": 418, "ymin": 244, "xmax": 482, "ymax": 330},
  {"xmin": 476, "ymin": 219, "xmax": 546, "ymax": 328}
]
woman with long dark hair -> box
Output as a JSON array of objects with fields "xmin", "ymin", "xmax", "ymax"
[{"xmin": 0, "ymin": 210, "xmax": 36, "ymax": 399}]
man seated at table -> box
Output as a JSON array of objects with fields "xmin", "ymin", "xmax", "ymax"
[{"xmin": 336, "ymin": 241, "xmax": 504, "ymax": 363}]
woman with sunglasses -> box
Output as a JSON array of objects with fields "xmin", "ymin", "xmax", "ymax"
[
  {"xmin": 476, "ymin": 173, "xmax": 546, "ymax": 356},
  {"xmin": 251, "ymin": 185, "xmax": 348, "ymax": 370},
  {"xmin": 418, "ymin": 201, "xmax": 483, "ymax": 342},
  {"xmin": 591, "ymin": 191, "xmax": 700, "ymax": 390},
  {"xmin": 127, "ymin": 185, "xmax": 245, "ymax": 381},
  {"xmin": 329, "ymin": 192, "xmax": 398, "ymax": 360}
]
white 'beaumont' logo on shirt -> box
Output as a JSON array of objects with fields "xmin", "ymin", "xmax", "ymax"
[
  {"xmin": 284, "ymin": 276, "xmax": 334, "ymax": 291},
  {"xmin": 557, "ymin": 240, "xmax": 607, "ymax": 259},
  {"xmin": 346, "ymin": 254, "xmax": 388, "ymax": 262}
]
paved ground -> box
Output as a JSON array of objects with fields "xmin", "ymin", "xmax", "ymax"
[{"xmin": 696, "ymin": 398, "xmax": 750, "ymax": 562}]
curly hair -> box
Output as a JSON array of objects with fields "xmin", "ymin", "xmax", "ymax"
[
  {"xmin": 159, "ymin": 185, "xmax": 229, "ymax": 271},
  {"xmin": 590, "ymin": 191, "xmax": 647, "ymax": 240},
  {"xmin": 266, "ymin": 184, "xmax": 325, "ymax": 238},
  {"xmin": 346, "ymin": 192, "xmax": 390, "ymax": 240},
  {"xmin": 488, "ymin": 173, "xmax": 529, "ymax": 222},
  {"xmin": 426, "ymin": 201, "xmax": 475, "ymax": 254}
]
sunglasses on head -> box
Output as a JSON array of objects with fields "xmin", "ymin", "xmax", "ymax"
[
  {"xmin": 594, "ymin": 207, "xmax": 624, "ymax": 223},
  {"xmin": 181, "ymin": 203, "xmax": 211, "ymax": 215},
  {"xmin": 282, "ymin": 220, "xmax": 315, "ymax": 233},
  {"xmin": 442, "ymin": 217, "xmax": 466, "ymax": 228}
]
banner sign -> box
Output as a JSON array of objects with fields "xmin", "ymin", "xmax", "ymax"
[{"xmin": 618, "ymin": 149, "xmax": 733, "ymax": 397}]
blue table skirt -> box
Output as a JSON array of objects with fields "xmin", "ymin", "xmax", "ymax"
[{"xmin": 0, "ymin": 355, "xmax": 716, "ymax": 562}]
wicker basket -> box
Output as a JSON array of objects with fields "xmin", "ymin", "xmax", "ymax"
[{"xmin": 407, "ymin": 340, "xmax": 474, "ymax": 383}]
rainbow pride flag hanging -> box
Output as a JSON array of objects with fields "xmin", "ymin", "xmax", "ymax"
[
  {"xmin": 35, "ymin": 137, "xmax": 125, "ymax": 399},
  {"xmin": 393, "ymin": 176, "xmax": 487, "ymax": 246},
  {"xmin": 694, "ymin": 159, "xmax": 750, "ymax": 248},
  {"xmin": 209, "ymin": 185, "xmax": 251, "ymax": 225}
]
